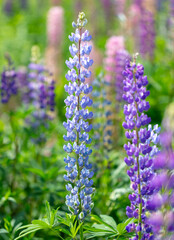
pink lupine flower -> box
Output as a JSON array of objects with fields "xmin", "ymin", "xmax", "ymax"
[
  {"xmin": 104, "ymin": 36, "xmax": 125, "ymax": 83},
  {"xmin": 47, "ymin": 6, "xmax": 64, "ymax": 46}
]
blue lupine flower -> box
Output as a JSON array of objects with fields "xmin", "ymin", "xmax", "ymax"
[
  {"xmin": 92, "ymin": 73, "xmax": 113, "ymax": 157},
  {"xmin": 63, "ymin": 12, "xmax": 94, "ymax": 220},
  {"xmin": 122, "ymin": 55, "xmax": 160, "ymax": 239}
]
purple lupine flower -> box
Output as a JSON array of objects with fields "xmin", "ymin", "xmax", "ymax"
[
  {"xmin": 171, "ymin": 0, "xmax": 174, "ymax": 17},
  {"xmin": 0, "ymin": 56, "xmax": 17, "ymax": 104},
  {"xmin": 25, "ymin": 50, "xmax": 55, "ymax": 144},
  {"xmin": 27, "ymin": 62, "xmax": 55, "ymax": 111},
  {"xmin": 115, "ymin": 49, "xmax": 130, "ymax": 102},
  {"xmin": 63, "ymin": 12, "xmax": 94, "ymax": 220},
  {"xmin": 147, "ymin": 133, "xmax": 174, "ymax": 238},
  {"xmin": 139, "ymin": 9, "xmax": 155, "ymax": 60},
  {"xmin": 122, "ymin": 55, "xmax": 160, "ymax": 239},
  {"xmin": 114, "ymin": 0, "xmax": 126, "ymax": 16},
  {"xmin": 132, "ymin": 0, "xmax": 156, "ymax": 60}
]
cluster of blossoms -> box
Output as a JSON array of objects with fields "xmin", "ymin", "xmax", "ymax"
[
  {"xmin": 25, "ymin": 47, "xmax": 55, "ymax": 144},
  {"xmin": 63, "ymin": 12, "xmax": 95, "ymax": 220},
  {"xmin": 122, "ymin": 56, "xmax": 160, "ymax": 240},
  {"xmin": 104, "ymin": 36, "xmax": 125, "ymax": 83},
  {"xmin": 92, "ymin": 72, "xmax": 113, "ymax": 160},
  {"xmin": 146, "ymin": 132, "xmax": 174, "ymax": 239},
  {"xmin": 114, "ymin": 0, "xmax": 126, "ymax": 16},
  {"xmin": 104, "ymin": 36, "xmax": 129, "ymax": 146},
  {"xmin": 139, "ymin": 10, "xmax": 155, "ymax": 60},
  {"xmin": 105, "ymin": 36, "xmax": 130, "ymax": 104},
  {"xmin": 132, "ymin": 0, "xmax": 155, "ymax": 60},
  {"xmin": 47, "ymin": 6, "xmax": 64, "ymax": 47},
  {"xmin": 115, "ymin": 50, "xmax": 130, "ymax": 102},
  {"xmin": 168, "ymin": 0, "xmax": 174, "ymax": 49},
  {"xmin": 0, "ymin": 56, "xmax": 17, "ymax": 104},
  {"xmin": 171, "ymin": 0, "xmax": 174, "ymax": 17}
]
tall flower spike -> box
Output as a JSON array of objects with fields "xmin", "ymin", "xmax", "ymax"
[
  {"xmin": 122, "ymin": 55, "xmax": 160, "ymax": 240},
  {"xmin": 92, "ymin": 72, "xmax": 113, "ymax": 161},
  {"xmin": 63, "ymin": 12, "xmax": 94, "ymax": 220}
]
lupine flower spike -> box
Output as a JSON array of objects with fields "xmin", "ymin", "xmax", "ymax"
[
  {"xmin": 63, "ymin": 12, "xmax": 95, "ymax": 221},
  {"xmin": 0, "ymin": 54, "xmax": 17, "ymax": 104},
  {"xmin": 122, "ymin": 54, "xmax": 160, "ymax": 240},
  {"xmin": 25, "ymin": 46, "xmax": 55, "ymax": 144}
]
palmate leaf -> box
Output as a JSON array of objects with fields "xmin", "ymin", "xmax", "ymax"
[
  {"xmin": 85, "ymin": 215, "xmax": 135, "ymax": 239},
  {"xmin": 14, "ymin": 201, "xmax": 61, "ymax": 240}
]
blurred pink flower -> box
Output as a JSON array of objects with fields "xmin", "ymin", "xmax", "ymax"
[
  {"xmin": 114, "ymin": 0, "xmax": 126, "ymax": 15},
  {"xmin": 129, "ymin": 4, "xmax": 141, "ymax": 25},
  {"xmin": 47, "ymin": 6, "xmax": 64, "ymax": 46},
  {"xmin": 104, "ymin": 36, "xmax": 125, "ymax": 83}
]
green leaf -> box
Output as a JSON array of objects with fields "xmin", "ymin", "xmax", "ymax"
[
  {"xmin": 93, "ymin": 223, "xmax": 114, "ymax": 232},
  {"xmin": 59, "ymin": 228, "xmax": 72, "ymax": 237},
  {"xmin": 45, "ymin": 201, "xmax": 51, "ymax": 224},
  {"xmin": 0, "ymin": 228, "xmax": 8, "ymax": 234},
  {"xmin": 31, "ymin": 220, "xmax": 50, "ymax": 228},
  {"xmin": 26, "ymin": 168, "xmax": 45, "ymax": 178},
  {"xmin": 100, "ymin": 215, "xmax": 117, "ymax": 230}
]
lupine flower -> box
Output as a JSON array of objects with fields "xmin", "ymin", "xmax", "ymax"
[
  {"xmin": 47, "ymin": 6, "xmax": 64, "ymax": 46},
  {"xmin": 171, "ymin": 0, "xmax": 174, "ymax": 17},
  {"xmin": 139, "ymin": 10, "xmax": 155, "ymax": 60},
  {"xmin": 27, "ymin": 62, "xmax": 55, "ymax": 111},
  {"xmin": 168, "ymin": 0, "xmax": 174, "ymax": 50},
  {"xmin": 25, "ymin": 47, "xmax": 55, "ymax": 144},
  {"xmin": 122, "ymin": 55, "xmax": 160, "ymax": 239},
  {"xmin": 0, "ymin": 55, "xmax": 17, "ymax": 104},
  {"xmin": 3, "ymin": 0, "xmax": 13, "ymax": 15},
  {"xmin": 104, "ymin": 36, "xmax": 125, "ymax": 83},
  {"xmin": 115, "ymin": 49, "xmax": 130, "ymax": 102},
  {"xmin": 100, "ymin": 0, "xmax": 112, "ymax": 26},
  {"xmin": 114, "ymin": 0, "xmax": 126, "ymax": 16},
  {"xmin": 147, "ymin": 133, "xmax": 174, "ymax": 238},
  {"xmin": 104, "ymin": 36, "xmax": 129, "ymax": 146},
  {"xmin": 63, "ymin": 12, "xmax": 94, "ymax": 220},
  {"xmin": 92, "ymin": 72, "xmax": 113, "ymax": 159},
  {"xmin": 131, "ymin": 0, "xmax": 156, "ymax": 60}
]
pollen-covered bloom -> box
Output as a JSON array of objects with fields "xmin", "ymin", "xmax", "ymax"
[
  {"xmin": 122, "ymin": 56, "xmax": 160, "ymax": 239},
  {"xmin": 146, "ymin": 132, "xmax": 174, "ymax": 238},
  {"xmin": 63, "ymin": 12, "xmax": 94, "ymax": 220}
]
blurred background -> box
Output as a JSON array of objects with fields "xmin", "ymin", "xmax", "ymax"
[{"xmin": 0, "ymin": 0, "xmax": 174, "ymax": 239}]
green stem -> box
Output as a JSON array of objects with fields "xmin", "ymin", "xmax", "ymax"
[
  {"xmin": 133, "ymin": 68, "xmax": 142, "ymax": 240},
  {"xmin": 79, "ymin": 222, "xmax": 84, "ymax": 240},
  {"xmin": 76, "ymin": 27, "xmax": 82, "ymax": 213},
  {"xmin": 9, "ymin": 113, "xmax": 19, "ymax": 192}
]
